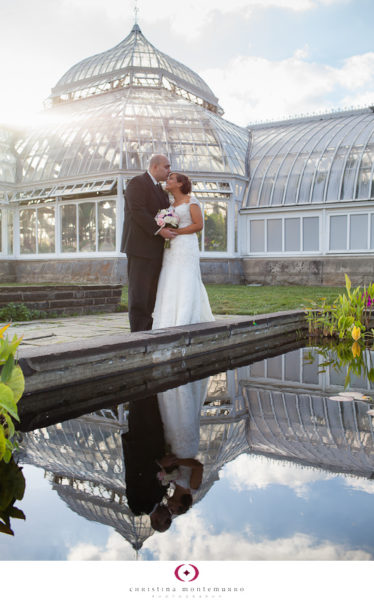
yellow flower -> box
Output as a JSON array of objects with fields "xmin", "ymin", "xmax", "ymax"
[
  {"xmin": 352, "ymin": 325, "xmax": 361, "ymax": 341},
  {"xmin": 0, "ymin": 323, "xmax": 10, "ymax": 338},
  {"xmin": 352, "ymin": 341, "xmax": 361, "ymax": 358}
]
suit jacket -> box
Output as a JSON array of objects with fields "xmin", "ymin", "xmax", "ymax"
[
  {"xmin": 120, "ymin": 172, "xmax": 170, "ymax": 259},
  {"xmin": 122, "ymin": 396, "xmax": 167, "ymax": 516}
]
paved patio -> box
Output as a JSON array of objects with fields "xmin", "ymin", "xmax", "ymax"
[{"xmin": 4, "ymin": 312, "xmax": 235, "ymax": 347}]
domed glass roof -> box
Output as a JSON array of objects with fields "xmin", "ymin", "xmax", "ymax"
[
  {"xmin": 245, "ymin": 108, "xmax": 374, "ymax": 207},
  {"xmin": 17, "ymin": 88, "xmax": 248, "ymax": 184},
  {"xmin": 49, "ymin": 24, "xmax": 222, "ymax": 115}
]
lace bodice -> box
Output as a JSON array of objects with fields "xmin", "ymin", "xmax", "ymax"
[{"xmin": 172, "ymin": 196, "xmax": 200, "ymax": 229}]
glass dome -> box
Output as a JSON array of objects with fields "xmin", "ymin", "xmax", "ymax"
[
  {"xmin": 17, "ymin": 87, "xmax": 249, "ymax": 184},
  {"xmin": 245, "ymin": 108, "xmax": 374, "ymax": 207},
  {"xmin": 49, "ymin": 24, "xmax": 222, "ymax": 115},
  {"xmin": 0, "ymin": 126, "xmax": 17, "ymax": 184}
]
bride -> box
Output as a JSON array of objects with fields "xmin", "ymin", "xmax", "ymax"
[{"xmin": 152, "ymin": 172, "xmax": 214, "ymax": 329}]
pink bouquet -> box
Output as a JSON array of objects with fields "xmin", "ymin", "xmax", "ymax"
[{"xmin": 155, "ymin": 207, "xmax": 179, "ymax": 248}]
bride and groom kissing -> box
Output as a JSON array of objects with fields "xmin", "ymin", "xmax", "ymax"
[{"xmin": 120, "ymin": 154, "xmax": 214, "ymax": 332}]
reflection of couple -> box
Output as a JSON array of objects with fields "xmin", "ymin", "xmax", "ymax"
[
  {"xmin": 122, "ymin": 380, "xmax": 207, "ymax": 531},
  {"xmin": 121, "ymin": 154, "xmax": 214, "ymax": 332}
]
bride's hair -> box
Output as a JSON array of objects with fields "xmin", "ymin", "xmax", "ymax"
[{"xmin": 174, "ymin": 173, "xmax": 192, "ymax": 195}]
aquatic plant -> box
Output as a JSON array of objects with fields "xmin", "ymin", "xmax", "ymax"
[
  {"xmin": 0, "ymin": 457, "xmax": 26, "ymax": 535},
  {"xmin": 304, "ymin": 274, "xmax": 374, "ymax": 341},
  {"xmin": 0, "ymin": 324, "xmax": 25, "ymax": 463}
]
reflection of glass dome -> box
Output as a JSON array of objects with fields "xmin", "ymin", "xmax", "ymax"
[{"xmin": 50, "ymin": 24, "xmax": 222, "ymax": 115}]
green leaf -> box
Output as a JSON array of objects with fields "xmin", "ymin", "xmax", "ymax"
[
  {"xmin": 6, "ymin": 366, "xmax": 25, "ymax": 403},
  {"xmin": 2, "ymin": 411, "xmax": 15, "ymax": 439},
  {"xmin": 8, "ymin": 506, "xmax": 25, "ymax": 520},
  {"xmin": 0, "ymin": 522, "xmax": 13, "ymax": 536},
  {"xmin": 1, "ymin": 354, "xmax": 14, "ymax": 384},
  {"xmin": 0, "ymin": 383, "xmax": 19, "ymax": 421},
  {"xmin": 0, "ymin": 426, "xmax": 5, "ymax": 461}
]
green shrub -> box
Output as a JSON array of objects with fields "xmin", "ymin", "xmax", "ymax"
[
  {"xmin": 0, "ymin": 324, "xmax": 25, "ymax": 463},
  {"xmin": 0, "ymin": 302, "xmax": 47, "ymax": 321}
]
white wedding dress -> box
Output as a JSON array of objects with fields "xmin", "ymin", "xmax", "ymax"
[{"xmin": 152, "ymin": 197, "xmax": 214, "ymax": 329}]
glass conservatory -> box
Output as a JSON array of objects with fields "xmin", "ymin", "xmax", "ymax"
[
  {"xmin": 242, "ymin": 108, "xmax": 374, "ymax": 257},
  {"xmin": 1, "ymin": 22, "xmax": 374, "ymax": 284},
  {"xmin": 0, "ymin": 24, "xmax": 249, "ymax": 283}
]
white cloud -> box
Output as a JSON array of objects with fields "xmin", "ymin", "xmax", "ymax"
[
  {"xmin": 222, "ymin": 454, "xmax": 335, "ymax": 498},
  {"xmin": 202, "ymin": 50, "xmax": 374, "ymax": 125}
]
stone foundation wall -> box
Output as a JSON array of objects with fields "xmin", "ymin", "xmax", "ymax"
[
  {"xmin": 0, "ymin": 285, "xmax": 123, "ymax": 315},
  {"xmin": 242, "ymin": 256, "xmax": 374, "ymax": 287},
  {"xmin": 0, "ymin": 257, "xmax": 245, "ymax": 285}
]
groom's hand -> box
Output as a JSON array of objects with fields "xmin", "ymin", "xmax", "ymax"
[{"xmin": 159, "ymin": 228, "xmax": 178, "ymax": 239}]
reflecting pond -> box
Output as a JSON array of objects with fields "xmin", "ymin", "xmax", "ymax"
[{"xmin": 2, "ymin": 345, "xmax": 374, "ymax": 560}]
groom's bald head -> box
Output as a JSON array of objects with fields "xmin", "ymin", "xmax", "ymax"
[{"xmin": 149, "ymin": 154, "xmax": 171, "ymax": 182}]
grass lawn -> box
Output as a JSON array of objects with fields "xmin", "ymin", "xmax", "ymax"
[{"xmin": 121, "ymin": 284, "xmax": 344, "ymax": 316}]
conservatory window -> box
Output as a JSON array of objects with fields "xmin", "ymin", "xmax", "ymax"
[
  {"xmin": 285, "ymin": 218, "xmax": 300, "ymax": 251},
  {"xmin": 0, "ymin": 210, "xmax": 2, "ymax": 253},
  {"xmin": 371, "ymin": 215, "xmax": 374, "ymax": 249},
  {"xmin": 38, "ymin": 208, "xmax": 55, "ymax": 253},
  {"xmin": 267, "ymin": 219, "xmax": 282, "ymax": 252},
  {"xmin": 61, "ymin": 205, "xmax": 77, "ymax": 253},
  {"xmin": 350, "ymin": 214, "xmax": 368, "ymax": 250},
  {"xmin": 303, "ymin": 217, "xmax": 319, "ymax": 251},
  {"xmin": 98, "ymin": 200, "xmax": 116, "ymax": 251},
  {"xmin": 20, "ymin": 209, "xmax": 37, "ymax": 254},
  {"xmin": 250, "ymin": 219, "xmax": 265, "ymax": 253},
  {"xmin": 203, "ymin": 201, "xmax": 227, "ymax": 252},
  {"xmin": 60, "ymin": 199, "xmax": 116, "ymax": 253},
  {"xmin": 79, "ymin": 203, "xmax": 96, "ymax": 252},
  {"xmin": 330, "ymin": 215, "xmax": 347, "ymax": 250},
  {"xmin": 7, "ymin": 210, "xmax": 13, "ymax": 255}
]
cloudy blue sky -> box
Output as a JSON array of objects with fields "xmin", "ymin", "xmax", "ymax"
[{"xmin": 1, "ymin": 0, "xmax": 374, "ymax": 127}]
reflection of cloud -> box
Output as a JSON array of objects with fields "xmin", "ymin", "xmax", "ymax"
[
  {"xmin": 202, "ymin": 51, "xmax": 374, "ymax": 125},
  {"xmin": 66, "ymin": 512, "xmax": 372, "ymax": 561},
  {"xmin": 222, "ymin": 454, "xmax": 334, "ymax": 498},
  {"xmin": 145, "ymin": 512, "xmax": 371, "ymax": 561},
  {"xmin": 67, "ymin": 533, "xmax": 135, "ymax": 561},
  {"xmin": 343, "ymin": 478, "xmax": 374, "ymax": 495}
]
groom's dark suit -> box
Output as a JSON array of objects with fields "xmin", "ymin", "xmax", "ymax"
[
  {"xmin": 120, "ymin": 172, "xmax": 169, "ymax": 332},
  {"xmin": 121, "ymin": 396, "xmax": 167, "ymax": 516}
]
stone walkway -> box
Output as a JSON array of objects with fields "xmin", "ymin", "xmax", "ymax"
[{"xmin": 3, "ymin": 312, "xmax": 234, "ymax": 347}]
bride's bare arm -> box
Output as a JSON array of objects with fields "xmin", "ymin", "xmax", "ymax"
[{"xmin": 176, "ymin": 203, "xmax": 203, "ymax": 235}]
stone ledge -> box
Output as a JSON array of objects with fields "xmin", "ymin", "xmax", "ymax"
[
  {"xmin": 0, "ymin": 284, "xmax": 122, "ymax": 315},
  {"xmin": 18, "ymin": 310, "xmax": 308, "ymax": 394}
]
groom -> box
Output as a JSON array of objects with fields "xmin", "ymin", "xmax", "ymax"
[{"xmin": 120, "ymin": 154, "xmax": 177, "ymax": 332}]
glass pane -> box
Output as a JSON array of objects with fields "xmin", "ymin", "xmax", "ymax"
[
  {"xmin": 371, "ymin": 214, "xmax": 374, "ymax": 249},
  {"xmin": 61, "ymin": 205, "xmax": 77, "ymax": 253},
  {"xmin": 267, "ymin": 219, "xmax": 282, "ymax": 252},
  {"xmin": 7, "ymin": 210, "xmax": 13, "ymax": 255},
  {"xmin": 20, "ymin": 209, "xmax": 36, "ymax": 254},
  {"xmin": 267, "ymin": 355, "xmax": 282, "ymax": 379},
  {"xmin": 285, "ymin": 217, "xmax": 300, "ymax": 251},
  {"xmin": 0, "ymin": 210, "xmax": 2, "ymax": 253},
  {"xmin": 303, "ymin": 217, "xmax": 319, "ymax": 251},
  {"xmin": 302, "ymin": 349, "xmax": 319, "ymax": 384},
  {"xmin": 204, "ymin": 201, "xmax": 227, "ymax": 252},
  {"xmin": 350, "ymin": 214, "xmax": 368, "ymax": 250},
  {"xmin": 284, "ymin": 350, "xmax": 301, "ymax": 382},
  {"xmin": 98, "ymin": 200, "xmax": 116, "ymax": 251},
  {"xmin": 250, "ymin": 220, "xmax": 264, "ymax": 253},
  {"xmin": 37, "ymin": 207, "xmax": 55, "ymax": 253},
  {"xmin": 79, "ymin": 202, "xmax": 96, "ymax": 252},
  {"xmin": 330, "ymin": 215, "xmax": 347, "ymax": 250}
]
